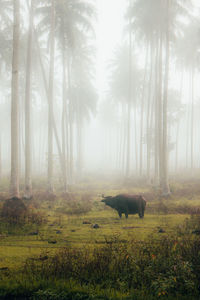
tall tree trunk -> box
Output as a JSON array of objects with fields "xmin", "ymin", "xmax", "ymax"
[
  {"xmin": 175, "ymin": 120, "xmax": 180, "ymax": 173},
  {"xmin": 61, "ymin": 42, "xmax": 67, "ymax": 191},
  {"xmin": 134, "ymin": 105, "xmax": 138, "ymax": 173},
  {"xmin": 126, "ymin": 102, "xmax": 131, "ymax": 177},
  {"xmin": 69, "ymin": 109, "xmax": 74, "ymax": 184},
  {"xmin": 116, "ymin": 120, "xmax": 121, "ymax": 169},
  {"xmin": 158, "ymin": 33, "xmax": 163, "ymax": 187},
  {"xmin": 118, "ymin": 106, "xmax": 123, "ymax": 169},
  {"xmin": 47, "ymin": 0, "xmax": 55, "ymax": 192},
  {"xmin": 190, "ymin": 67, "xmax": 194, "ymax": 172},
  {"xmin": 34, "ymin": 29, "xmax": 64, "ymax": 182},
  {"xmin": 126, "ymin": 0, "xmax": 132, "ymax": 177},
  {"xmin": 175, "ymin": 71, "xmax": 184, "ymax": 173},
  {"xmin": 122, "ymin": 106, "xmax": 126, "ymax": 173},
  {"xmin": 0, "ymin": 135, "xmax": 2, "ymax": 181},
  {"xmin": 146, "ymin": 41, "xmax": 154, "ymax": 181},
  {"xmin": 77, "ymin": 113, "xmax": 83, "ymax": 178},
  {"xmin": 139, "ymin": 45, "xmax": 149, "ymax": 177},
  {"xmin": 186, "ymin": 100, "xmax": 190, "ymax": 169},
  {"xmin": 154, "ymin": 38, "xmax": 159, "ymax": 186},
  {"xmin": 162, "ymin": 0, "xmax": 170, "ymax": 196},
  {"xmin": 67, "ymin": 58, "xmax": 74, "ymax": 184},
  {"xmin": 24, "ymin": 0, "xmax": 34, "ymax": 199},
  {"xmin": 148, "ymin": 88, "xmax": 156, "ymax": 183},
  {"xmin": 10, "ymin": 0, "xmax": 20, "ymax": 198}
]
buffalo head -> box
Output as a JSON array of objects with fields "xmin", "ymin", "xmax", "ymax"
[{"xmin": 101, "ymin": 195, "xmax": 116, "ymax": 208}]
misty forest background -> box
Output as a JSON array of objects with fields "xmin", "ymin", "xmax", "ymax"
[{"xmin": 1, "ymin": 0, "xmax": 200, "ymax": 198}]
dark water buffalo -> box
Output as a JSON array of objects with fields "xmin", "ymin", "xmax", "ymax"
[{"xmin": 101, "ymin": 194, "xmax": 146, "ymax": 219}]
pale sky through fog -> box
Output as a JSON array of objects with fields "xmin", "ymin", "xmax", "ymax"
[
  {"xmin": 96, "ymin": 0, "xmax": 126, "ymax": 95},
  {"xmin": 95, "ymin": 0, "xmax": 200, "ymax": 103},
  {"xmin": 85, "ymin": 0, "xmax": 126, "ymax": 170}
]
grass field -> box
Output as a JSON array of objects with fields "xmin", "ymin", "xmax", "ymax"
[
  {"xmin": 0, "ymin": 212, "xmax": 189, "ymax": 269},
  {"xmin": 0, "ymin": 181, "xmax": 200, "ymax": 299}
]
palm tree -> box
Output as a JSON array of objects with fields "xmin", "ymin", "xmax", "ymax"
[
  {"xmin": 24, "ymin": 0, "xmax": 34, "ymax": 199},
  {"xmin": 47, "ymin": 0, "xmax": 55, "ymax": 193},
  {"xmin": 55, "ymin": 0, "xmax": 96, "ymax": 186},
  {"xmin": 109, "ymin": 44, "xmax": 141, "ymax": 175},
  {"xmin": 127, "ymin": 0, "xmax": 192, "ymax": 194},
  {"xmin": 161, "ymin": 0, "xmax": 170, "ymax": 196},
  {"xmin": 36, "ymin": 0, "xmax": 96, "ymax": 191},
  {"xmin": 0, "ymin": 1, "xmax": 12, "ymax": 182},
  {"xmin": 69, "ymin": 44, "xmax": 97, "ymax": 177},
  {"xmin": 10, "ymin": 0, "xmax": 20, "ymax": 197},
  {"xmin": 174, "ymin": 20, "xmax": 200, "ymax": 173}
]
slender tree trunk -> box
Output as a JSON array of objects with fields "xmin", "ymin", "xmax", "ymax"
[
  {"xmin": 38, "ymin": 124, "xmax": 43, "ymax": 174},
  {"xmin": 134, "ymin": 105, "xmax": 138, "ymax": 174},
  {"xmin": 117, "ymin": 121, "xmax": 121, "ymax": 169},
  {"xmin": 146, "ymin": 42, "xmax": 154, "ymax": 181},
  {"xmin": 122, "ymin": 106, "xmax": 126, "ymax": 173},
  {"xmin": 69, "ymin": 110, "xmax": 74, "ymax": 184},
  {"xmin": 186, "ymin": 100, "xmax": 190, "ymax": 169},
  {"xmin": 47, "ymin": 0, "xmax": 55, "ymax": 192},
  {"xmin": 175, "ymin": 120, "xmax": 180, "ymax": 173},
  {"xmin": 10, "ymin": 0, "xmax": 20, "ymax": 198},
  {"xmin": 65, "ymin": 108, "xmax": 70, "ymax": 181},
  {"xmin": 67, "ymin": 58, "xmax": 74, "ymax": 184},
  {"xmin": 0, "ymin": 135, "xmax": 2, "ymax": 180},
  {"xmin": 148, "ymin": 88, "xmax": 156, "ymax": 183},
  {"xmin": 77, "ymin": 114, "xmax": 83, "ymax": 178},
  {"xmin": 126, "ymin": 1, "xmax": 132, "ymax": 178},
  {"xmin": 19, "ymin": 96, "xmax": 23, "ymax": 181},
  {"xmin": 61, "ymin": 42, "xmax": 67, "ymax": 191},
  {"xmin": 175, "ymin": 71, "xmax": 183, "ymax": 173},
  {"xmin": 154, "ymin": 38, "xmax": 159, "ymax": 186},
  {"xmin": 139, "ymin": 45, "xmax": 149, "ymax": 177},
  {"xmin": 190, "ymin": 67, "xmax": 194, "ymax": 172},
  {"xmin": 24, "ymin": 0, "xmax": 34, "ymax": 199},
  {"xmin": 34, "ymin": 29, "xmax": 64, "ymax": 180},
  {"xmin": 126, "ymin": 103, "xmax": 131, "ymax": 177},
  {"xmin": 118, "ymin": 106, "xmax": 123, "ymax": 169},
  {"xmin": 162, "ymin": 0, "xmax": 170, "ymax": 196},
  {"xmin": 158, "ymin": 33, "xmax": 163, "ymax": 187}
]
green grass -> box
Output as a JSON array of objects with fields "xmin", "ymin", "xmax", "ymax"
[
  {"xmin": 0, "ymin": 181, "xmax": 200, "ymax": 299},
  {"xmin": 0, "ymin": 208, "xmax": 190, "ymax": 269}
]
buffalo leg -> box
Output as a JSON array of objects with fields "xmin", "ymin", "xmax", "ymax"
[
  {"xmin": 125, "ymin": 212, "xmax": 128, "ymax": 219},
  {"xmin": 139, "ymin": 211, "xmax": 144, "ymax": 218},
  {"xmin": 118, "ymin": 211, "xmax": 122, "ymax": 218}
]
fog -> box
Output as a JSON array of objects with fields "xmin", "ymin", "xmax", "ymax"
[{"xmin": 1, "ymin": 0, "xmax": 200, "ymax": 197}]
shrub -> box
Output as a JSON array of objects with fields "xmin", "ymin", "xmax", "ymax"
[
  {"xmin": 1, "ymin": 197, "xmax": 28, "ymax": 224},
  {"xmin": 0, "ymin": 197, "xmax": 47, "ymax": 232}
]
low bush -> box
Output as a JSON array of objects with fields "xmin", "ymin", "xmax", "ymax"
[{"xmin": 0, "ymin": 197, "xmax": 47, "ymax": 226}]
